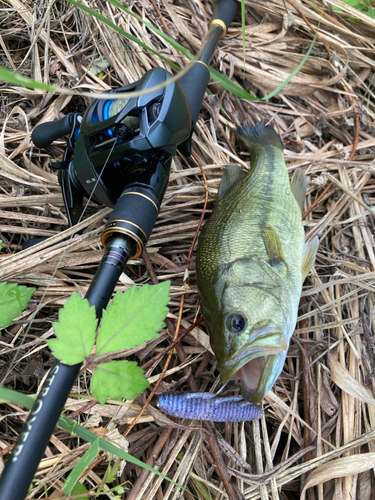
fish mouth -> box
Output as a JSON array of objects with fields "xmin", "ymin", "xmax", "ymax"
[{"xmin": 220, "ymin": 332, "xmax": 287, "ymax": 404}]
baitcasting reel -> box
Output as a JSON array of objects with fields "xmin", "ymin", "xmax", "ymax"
[{"xmin": 32, "ymin": 67, "xmax": 193, "ymax": 257}]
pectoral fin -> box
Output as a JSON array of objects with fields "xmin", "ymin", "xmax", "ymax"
[
  {"xmin": 290, "ymin": 169, "xmax": 307, "ymax": 214},
  {"xmin": 218, "ymin": 163, "xmax": 246, "ymax": 200},
  {"xmin": 302, "ymin": 236, "xmax": 319, "ymax": 280},
  {"xmin": 261, "ymin": 222, "xmax": 287, "ymax": 267}
]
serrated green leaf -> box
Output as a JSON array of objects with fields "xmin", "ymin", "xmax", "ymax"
[
  {"xmin": 70, "ymin": 482, "xmax": 89, "ymax": 499},
  {"xmin": 95, "ymin": 281, "xmax": 170, "ymax": 356},
  {"xmin": 115, "ymin": 485, "xmax": 125, "ymax": 494},
  {"xmin": 91, "ymin": 360, "xmax": 150, "ymax": 404},
  {"xmin": 63, "ymin": 439, "xmax": 99, "ymax": 495},
  {"xmin": 103, "ymin": 458, "xmax": 122, "ymax": 484},
  {"xmin": 0, "ymin": 282, "xmax": 35, "ymax": 329},
  {"xmin": 48, "ymin": 292, "xmax": 98, "ymax": 365}
]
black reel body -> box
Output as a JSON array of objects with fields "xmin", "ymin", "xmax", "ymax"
[
  {"xmin": 32, "ymin": 67, "xmax": 193, "ymax": 255},
  {"xmin": 72, "ymin": 67, "xmax": 192, "ymax": 207}
]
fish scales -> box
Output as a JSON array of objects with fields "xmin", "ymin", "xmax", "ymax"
[
  {"xmin": 196, "ymin": 122, "xmax": 318, "ymax": 404},
  {"xmin": 198, "ymin": 143, "xmax": 303, "ymax": 286}
]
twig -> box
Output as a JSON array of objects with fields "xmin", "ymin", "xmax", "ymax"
[{"xmin": 141, "ymin": 315, "xmax": 204, "ymax": 371}]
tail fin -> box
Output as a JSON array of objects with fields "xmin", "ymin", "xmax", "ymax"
[{"xmin": 235, "ymin": 121, "xmax": 283, "ymax": 150}]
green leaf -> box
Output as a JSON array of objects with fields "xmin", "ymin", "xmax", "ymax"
[
  {"xmin": 103, "ymin": 458, "xmax": 122, "ymax": 484},
  {"xmin": 48, "ymin": 292, "xmax": 98, "ymax": 365},
  {"xmin": 95, "ymin": 281, "xmax": 170, "ymax": 356},
  {"xmin": 63, "ymin": 439, "xmax": 100, "ymax": 495},
  {"xmin": 91, "ymin": 360, "xmax": 149, "ymax": 404},
  {"xmin": 70, "ymin": 482, "xmax": 89, "ymax": 499},
  {"xmin": 114, "ymin": 485, "xmax": 126, "ymax": 494},
  {"xmin": 0, "ymin": 282, "xmax": 35, "ymax": 329}
]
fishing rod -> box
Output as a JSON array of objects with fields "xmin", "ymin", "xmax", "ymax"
[{"xmin": 0, "ymin": 1, "xmax": 239, "ymax": 498}]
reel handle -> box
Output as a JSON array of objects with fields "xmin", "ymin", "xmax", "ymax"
[{"xmin": 32, "ymin": 113, "xmax": 75, "ymax": 148}]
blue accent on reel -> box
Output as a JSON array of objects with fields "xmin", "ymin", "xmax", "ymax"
[
  {"xmin": 74, "ymin": 128, "xmax": 81, "ymax": 142},
  {"xmin": 102, "ymin": 99, "xmax": 115, "ymax": 137},
  {"xmin": 91, "ymin": 108, "xmax": 99, "ymax": 124},
  {"xmin": 103, "ymin": 99, "xmax": 115, "ymax": 120}
]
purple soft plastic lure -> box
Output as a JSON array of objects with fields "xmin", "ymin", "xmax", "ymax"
[{"xmin": 157, "ymin": 392, "xmax": 263, "ymax": 422}]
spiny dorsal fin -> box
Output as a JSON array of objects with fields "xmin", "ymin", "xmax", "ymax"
[
  {"xmin": 218, "ymin": 163, "xmax": 246, "ymax": 200},
  {"xmin": 235, "ymin": 121, "xmax": 283, "ymax": 150},
  {"xmin": 302, "ymin": 236, "xmax": 319, "ymax": 280},
  {"xmin": 261, "ymin": 222, "xmax": 287, "ymax": 267},
  {"xmin": 290, "ymin": 169, "xmax": 307, "ymax": 214}
]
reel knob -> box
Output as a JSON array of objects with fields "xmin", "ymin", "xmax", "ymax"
[{"xmin": 32, "ymin": 113, "xmax": 76, "ymax": 148}]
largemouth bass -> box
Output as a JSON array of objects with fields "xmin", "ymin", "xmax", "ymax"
[{"xmin": 196, "ymin": 122, "xmax": 318, "ymax": 404}]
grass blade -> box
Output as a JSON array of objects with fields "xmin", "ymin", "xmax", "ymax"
[
  {"xmin": 0, "ymin": 66, "xmax": 59, "ymax": 92},
  {"xmin": 262, "ymin": 24, "xmax": 320, "ymax": 100},
  {"xmin": 0, "ymin": 387, "xmax": 184, "ymax": 489},
  {"xmin": 66, "ymin": 0, "xmax": 180, "ymax": 70},
  {"xmin": 63, "ymin": 439, "xmax": 100, "ymax": 495},
  {"xmin": 77, "ymin": 0, "xmax": 257, "ymax": 101},
  {"xmin": 106, "ymin": 0, "xmax": 193, "ymax": 60}
]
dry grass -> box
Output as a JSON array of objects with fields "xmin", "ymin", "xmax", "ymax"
[{"xmin": 0, "ymin": 0, "xmax": 375, "ymax": 498}]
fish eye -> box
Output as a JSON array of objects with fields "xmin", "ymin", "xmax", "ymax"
[{"xmin": 226, "ymin": 313, "xmax": 247, "ymax": 333}]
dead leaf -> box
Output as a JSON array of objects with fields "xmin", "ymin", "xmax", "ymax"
[
  {"xmin": 302, "ymin": 453, "xmax": 375, "ymax": 500},
  {"xmin": 88, "ymin": 426, "xmax": 108, "ymax": 438},
  {"xmin": 320, "ymin": 368, "xmax": 339, "ymax": 416},
  {"xmin": 330, "ymin": 356, "xmax": 375, "ymax": 406}
]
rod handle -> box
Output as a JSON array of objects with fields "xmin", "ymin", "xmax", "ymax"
[
  {"xmin": 211, "ymin": 0, "xmax": 239, "ymax": 31},
  {"xmin": 178, "ymin": 62, "xmax": 211, "ymax": 126},
  {"xmin": 32, "ymin": 113, "xmax": 74, "ymax": 148}
]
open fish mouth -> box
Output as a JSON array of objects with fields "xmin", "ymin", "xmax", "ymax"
[
  {"xmin": 237, "ymin": 354, "xmax": 281, "ymax": 403},
  {"xmin": 219, "ymin": 332, "xmax": 288, "ymax": 404}
]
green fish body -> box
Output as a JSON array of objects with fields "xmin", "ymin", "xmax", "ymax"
[{"xmin": 196, "ymin": 122, "xmax": 318, "ymax": 404}]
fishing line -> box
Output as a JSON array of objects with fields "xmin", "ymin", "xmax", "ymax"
[
  {"xmin": 215, "ymin": 379, "xmax": 230, "ymax": 396},
  {"xmin": 1, "ymin": 140, "xmax": 118, "ymax": 386},
  {"xmin": 5, "ymin": 58, "xmax": 209, "ymax": 102}
]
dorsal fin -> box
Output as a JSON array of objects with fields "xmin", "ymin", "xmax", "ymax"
[
  {"xmin": 218, "ymin": 163, "xmax": 246, "ymax": 200},
  {"xmin": 261, "ymin": 222, "xmax": 287, "ymax": 267},
  {"xmin": 302, "ymin": 236, "xmax": 319, "ymax": 280},
  {"xmin": 290, "ymin": 169, "xmax": 307, "ymax": 214}
]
